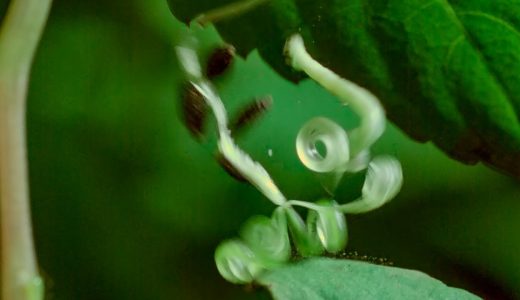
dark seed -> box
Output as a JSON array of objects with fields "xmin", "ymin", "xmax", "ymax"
[
  {"xmin": 216, "ymin": 153, "xmax": 248, "ymax": 183},
  {"xmin": 206, "ymin": 45, "xmax": 236, "ymax": 78},
  {"xmin": 180, "ymin": 83, "xmax": 208, "ymax": 140},
  {"xmin": 230, "ymin": 96, "xmax": 273, "ymax": 134}
]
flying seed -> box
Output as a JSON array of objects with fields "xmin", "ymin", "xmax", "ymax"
[
  {"xmin": 206, "ymin": 45, "xmax": 236, "ymax": 78},
  {"xmin": 180, "ymin": 83, "xmax": 208, "ymax": 140},
  {"xmin": 230, "ymin": 96, "xmax": 273, "ymax": 134},
  {"xmin": 216, "ymin": 153, "xmax": 248, "ymax": 183}
]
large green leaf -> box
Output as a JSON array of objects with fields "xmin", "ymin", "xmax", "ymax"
[
  {"xmin": 167, "ymin": 0, "xmax": 520, "ymax": 178},
  {"xmin": 258, "ymin": 258, "xmax": 480, "ymax": 300}
]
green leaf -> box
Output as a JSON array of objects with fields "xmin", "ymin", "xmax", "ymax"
[
  {"xmin": 167, "ymin": 0, "xmax": 520, "ymax": 178},
  {"xmin": 258, "ymin": 258, "xmax": 480, "ymax": 300}
]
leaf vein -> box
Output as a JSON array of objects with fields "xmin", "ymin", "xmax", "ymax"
[
  {"xmin": 457, "ymin": 11, "xmax": 520, "ymax": 39},
  {"xmin": 451, "ymin": 9, "xmax": 520, "ymax": 122},
  {"xmin": 403, "ymin": 0, "xmax": 438, "ymax": 23}
]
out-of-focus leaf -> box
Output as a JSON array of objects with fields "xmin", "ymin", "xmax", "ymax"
[
  {"xmin": 258, "ymin": 258, "xmax": 479, "ymax": 300},
  {"xmin": 167, "ymin": 0, "xmax": 520, "ymax": 178}
]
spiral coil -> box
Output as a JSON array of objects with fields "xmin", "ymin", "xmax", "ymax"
[{"xmin": 296, "ymin": 117, "xmax": 350, "ymax": 173}]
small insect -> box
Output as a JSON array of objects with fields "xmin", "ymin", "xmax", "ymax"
[
  {"xmin": 216, "ymin": 153, "xmax": 248, "ymax": 183},
  {"xmin": 206, "ymin": 45, "xmax": 236, "ymax": 78},
  {"xmin": 230, "ymin": 96, "xmax": 273, "ymax": 134},
  {"xmin": 180, "ymin": 83, "xmax": 208, "ymax": 140}
]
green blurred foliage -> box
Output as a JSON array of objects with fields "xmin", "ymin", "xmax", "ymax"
[{"xmin": 15, "ymin": 0, "xmax": 520, "ymax": 299}]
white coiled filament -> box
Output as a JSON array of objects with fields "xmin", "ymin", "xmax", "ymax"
[{"xmin": 296, "ymin": 117, "xmax": 350, "ymax": 173}]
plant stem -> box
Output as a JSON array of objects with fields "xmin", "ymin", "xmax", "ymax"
[
  {"xmin": 194, "ymin": 0, "xmax": 269, "ymax": 25},
  {"xmin": 0, "ymin": 0, "xmax": 52, "ymax": 299}
]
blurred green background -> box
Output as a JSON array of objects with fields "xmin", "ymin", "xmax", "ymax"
[{"xmin": 6, "ymin": 0, "xmax": 519, "ymax": 298}]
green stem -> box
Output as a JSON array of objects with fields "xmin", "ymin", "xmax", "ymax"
[
  {"xmin": 0, "ymin": 0, "xmax": 52, "ymax": 299},
  {"xmin": 194, "ymin": 0, "xmax": 269, "ymax": 25}
]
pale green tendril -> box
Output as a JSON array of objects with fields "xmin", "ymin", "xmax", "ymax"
[
  {"xmin": 296, "ymin": 117, "xmax": 350, "ymax": 173},
  {"xmin": 286, "ymin": 34, "xmax": 385, "ymax": 158},
  {"xmin": 340, "ymin": 156, "xmax": 403, "ymax": 214},
  {"xmin": 175, "ymin": 32, "xmax": 403, "ymax": 285}
]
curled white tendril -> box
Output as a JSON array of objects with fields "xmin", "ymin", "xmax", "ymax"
[
  {"xmin": 175, "ymin": 33, "xmax": 403, "ymax": 284},
  {"xmin": 340, "ymin": 156, "xmax": 403, "ymax": 214},
  {"xmin": 286, "ymin": 34, "xmax": 403, "ymax": 202},
  {"xmin": 296, "ymin": 117, "xmax": 350, "ymax": 173},
  {"xmin": 286, "ymin": 34, "xmax": 385, "ymax": 157}
]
